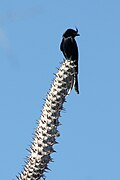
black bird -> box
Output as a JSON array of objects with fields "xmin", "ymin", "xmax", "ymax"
[{"xmin": 60, "ymin": 28, "xmax": 80, "ymax": 94}]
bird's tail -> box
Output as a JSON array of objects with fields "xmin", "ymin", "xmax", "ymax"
[
  {"xmin": 67, "ymin": 59, "xmax": 79, "ymax": 95},
  {"xmin": 74, "ymin": 74, "xmax": 79, "ymax": 94},
  {"xmin": 67, "ymin": 75, "xmax": 74, "ymax": 95}
]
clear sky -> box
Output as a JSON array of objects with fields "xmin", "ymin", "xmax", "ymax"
[{"xmin": 0, "ymin": 0, "xmax": 120, "ymax": 179}]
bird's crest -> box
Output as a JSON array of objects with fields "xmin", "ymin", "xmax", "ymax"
[{"xmin": 75, "ymin": 27, "xmax": 78, "ymax": 33}]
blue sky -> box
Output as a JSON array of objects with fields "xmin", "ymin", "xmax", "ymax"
[{"xmin": 0, "ymin": 0, "xmax": 120, "ymax": 179}]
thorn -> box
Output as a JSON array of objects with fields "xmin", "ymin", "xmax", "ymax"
[
  {"xmin": 52, "ymin": 149, "xmax": 56, "ymax": 153},
  {"xmin": 56, "ymin": 67, "xmax": 59, "ymax": 70},
  {"xmin": 53, "ymin": 73, "xmax": 57, "ymax": 77},
  {"xmin": 26, "ymin": 148, "xmax": 31, "ymax": 153}
]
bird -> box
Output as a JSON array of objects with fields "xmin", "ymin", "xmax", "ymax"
[{"xmin": 60, "ymin": 28, "xmax": 80, "ymax": 94}]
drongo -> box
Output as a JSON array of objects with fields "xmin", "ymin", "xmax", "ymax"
[{"xmin": 60, "ymin": 28, "xmax": 80, "ymax": 94}]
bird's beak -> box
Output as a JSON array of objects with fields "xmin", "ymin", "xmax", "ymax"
[{"xmin": 76, "ymin": 33, "xmax": 80, "ymax": 36}]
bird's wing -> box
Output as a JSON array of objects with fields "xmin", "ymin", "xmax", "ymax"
[
  {"xmin": 60, "ymin": 38, "xmax": 64, "ymax": 52},
  {"xmin": 64, "ymin": 37, "xmax": 78, "ymax": 60},
  {"xmin": 63, "ymin": 37, "xmax": 72, "ymax": 59}
]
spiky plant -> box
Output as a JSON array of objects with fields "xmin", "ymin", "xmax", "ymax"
[{"xmin": 17, "ymin": 59, "xmax": 77, "ymax": 180}]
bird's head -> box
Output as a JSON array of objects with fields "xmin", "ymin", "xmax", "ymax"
[{"xmin": 63, "ymin": 28, "xmax": 80, "ymax": 38}]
